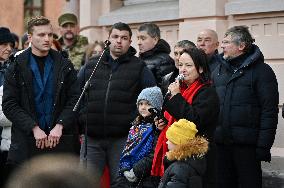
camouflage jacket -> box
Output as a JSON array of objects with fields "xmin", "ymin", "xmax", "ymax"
[{"xmin": 59, "ymin": 35, "xmax": 88, "ymax": 70}]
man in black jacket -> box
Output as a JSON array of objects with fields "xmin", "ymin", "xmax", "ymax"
[
  {"xmin": 77, "ymin": 22, "xmax": 156, "ymax": 186},
  {"xmin": 212, "ymin": 26, "xmax": 279, "ymax": 187},
  {"xmin": 137, "ymin": 23, "xmax": 175, "ymax": 87},
  {"xmin": 2, "ymin": 16, "xmax": 80, "ymax": 168}
]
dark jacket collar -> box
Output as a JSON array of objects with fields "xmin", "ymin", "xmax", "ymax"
[
  {"xmin": 139, "ymin": 39, "xmax": 171, "ymax": 58},
  {"xmin": 102, "ymin": 46, "xmax": 137, "ymax": 65},
  {"xmin": 220, "ymin": 44, "xmax": 263, "ymax": 71}
]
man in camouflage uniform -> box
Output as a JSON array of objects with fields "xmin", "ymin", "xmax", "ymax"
[{"xmin": 58, "ymin": 13, "xmax": 88, "ymax": 71}]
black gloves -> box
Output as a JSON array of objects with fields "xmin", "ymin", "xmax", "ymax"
[{"xmin": 256, "ymin": 147, "xmax": 271, "ymax": 162}]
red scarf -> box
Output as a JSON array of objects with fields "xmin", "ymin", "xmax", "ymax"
[{"xmin": 151, "ymin": 79, "xmax": 205, "ymax": 177}]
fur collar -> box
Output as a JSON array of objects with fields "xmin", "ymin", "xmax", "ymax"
[{"xmin": 166, "ymin": 136, "xmax": 208, "ymax": 161}]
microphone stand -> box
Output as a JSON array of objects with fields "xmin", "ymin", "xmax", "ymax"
[
  {"xmin": 73, "ymin": 40, "xmax": 111, "ymax": 112},
  {"xmin": 72, "ymin": 40, "xmax": 111, "ymax": 167}
]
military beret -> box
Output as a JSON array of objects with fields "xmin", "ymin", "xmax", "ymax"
[{"xmin": 58, "ymin": 13, "xmax": 78, "ymax": 27}]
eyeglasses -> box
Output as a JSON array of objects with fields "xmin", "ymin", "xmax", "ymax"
[{"xmin": 221, "ymin": 40, "xmax": 234, "ymax": 45}]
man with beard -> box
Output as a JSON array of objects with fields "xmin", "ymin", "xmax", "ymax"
[{"xmin": 58, "ymin": 13, "xmax": 88, "ymax": 71}]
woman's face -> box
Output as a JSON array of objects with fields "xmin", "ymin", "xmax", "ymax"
[
  {"xmin": 92, "ymin": 44, "xmax": 103, "ymax": 57},
  {"xmin": 178, "ymin": 53, "xmax": 202, "ymax": 85}
]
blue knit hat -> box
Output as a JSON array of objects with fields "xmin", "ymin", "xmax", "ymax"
[{"xmin": 137, "ymin": 86, "xmax": 163, "ymax": 110}]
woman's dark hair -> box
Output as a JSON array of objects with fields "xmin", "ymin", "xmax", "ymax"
[{"xmin": 182, "ymin": 48, "xmax": 211, "ymax": 83}]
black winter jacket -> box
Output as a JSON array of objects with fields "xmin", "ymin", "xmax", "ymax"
[
  {"xmin": 212, "ymin": 45, "xmax": 279, "ymax": 150},
  {"xmin": 208, "ymin": 50, "xmax": 222, "ymax": 73},
  {"xmin": 2, "ymin": 48, "xmax": 80, "ymax": 164},
  {"xmin": 158, "ymin": 137, "xmax": 208, "ymax": 188},
  {"xmin": 78, "ymin": 47, "xmax": 156, "ymax": 138},
  {"xmin": 139, "ymin": 39, "xmax": 175, "ymax": 87}
]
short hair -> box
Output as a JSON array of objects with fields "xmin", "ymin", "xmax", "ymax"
[
  {"xmin": 175, "ymin": 40, "xmax": 196, "ymax": 50},
  {"xmin": 109, "ymin": 22, "xmax": 132, "ymax": 38},
  {"xmin": 138, "ymin": 22, "xmax": 160, "ymax": 39},
  {"xmin": 5, "ymin": 154, "xmax": 98, "ymax": 188},
  {"xmin": 224, "ymin": 25, "xmax": 255, "ymax": 52},
  {"xmin": 182, "ymin": 48, "xmax": 211, "ymax": 83},
  {"xmin": 27, "ymin": 16, "xmax": 51, "ymax": 34}
]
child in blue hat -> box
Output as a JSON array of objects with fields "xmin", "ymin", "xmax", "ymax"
[{"xmin": 114, "ymin": 86, "xmax": 163, "ymax": 188}]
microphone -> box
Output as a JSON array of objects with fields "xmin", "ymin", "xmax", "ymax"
[
  {"xmin": 103, "ymin": 40, "xmax": 111, "ymax": 49},
  {"xmin": 165, "ymin": 74, "xmax": 184, "ymax": 96}
]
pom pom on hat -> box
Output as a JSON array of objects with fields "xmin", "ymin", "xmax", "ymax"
[
  {"xmin": 137, "ymin": 86, "xmax": 163, "ymax": 110},
  {"xmin": 166, "ymin": 119, "xmax": 198, "ymax": 145}
]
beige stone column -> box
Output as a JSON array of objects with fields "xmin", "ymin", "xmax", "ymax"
[
  {"xmin": 178, "ymin": 0, "xmax": 228, "ymax": 45},
  {"xmin": 79, "ymin": 0, "xmax": 123, "ymax": 42}
]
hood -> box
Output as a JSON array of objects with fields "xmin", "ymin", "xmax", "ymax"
[
  {"xmin": 166, "ymin": 136, "xmax": 208, "ymax": 161},
  {"xmin": 140, "ymin": 39, "xmax": 171, "ymax": 58},
  {"xmin": 219, "ymin": 44, "xmax": 264, "ymax": 71}
]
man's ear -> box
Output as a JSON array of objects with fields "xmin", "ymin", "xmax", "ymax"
[
  {"xmin": 238, "ymin": 42, "xmax": 246, "ymax": 51},
  {"xmin": 27, "ymin": 34, "xmax": 32, "ymax": 43},
  {"xmin": 153, "ymin": 37, "xmax": 159, "ymax": 45}
]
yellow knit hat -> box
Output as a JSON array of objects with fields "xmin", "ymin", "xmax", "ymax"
[{"xmin": 166, "ymin": 119, "xmax": 198, "ymax": 145}]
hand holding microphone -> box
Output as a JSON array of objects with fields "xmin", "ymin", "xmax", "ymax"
[{"xmin": 166, "ymin": 74, "xmax": 184, "ymax": 97}]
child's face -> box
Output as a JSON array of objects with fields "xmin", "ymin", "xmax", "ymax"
[
  {"xmin": 138, "ymin": 100, "xmax": 153, "ymax": 118},
  {"xmin": 166, "ymin": 140, "xmax": 177, "ymax": 151}
]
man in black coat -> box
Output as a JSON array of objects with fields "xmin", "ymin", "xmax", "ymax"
[
  {"xmin": 2, "ymin": 16, "xmax": 80, "ymax": 168},
  {"xmin": 77, "ymin": 22, "xmax": 156, "ymax": 186},
  {"xmin": 137, "ymin": 23, "xmax": 175, "ymax": 87},
  {"xmin": 212, "ymin": 25, "xmax": 279, "ymax": 188}
]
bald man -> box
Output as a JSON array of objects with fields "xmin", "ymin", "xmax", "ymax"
[
  {"xmin": 197, "ymin": 29, "xmax": 221, "ymax": 72},
  {"xmin": 196, "ymin": 30, "xmax": 220, "ymax": 188}
]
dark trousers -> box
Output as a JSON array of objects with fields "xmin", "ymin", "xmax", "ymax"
[
  {"xmin": 80, "ymin": 136, "xmax": 127, "ymax": 187},
  {"xmin": 203, "ymin": 142, "xmax": 217, "ymax": 188},
  {"xmin": 216, "ymin": 144, "xmax": 262, "ymax": 188},
  {"xmin": 0, "ymin": 151, "xmax": 10, "ymax": 188}
]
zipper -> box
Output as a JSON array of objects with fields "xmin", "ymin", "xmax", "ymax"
[{"xmin": 103, "ymin": 72, "xmax": 112, "ymax": 137}]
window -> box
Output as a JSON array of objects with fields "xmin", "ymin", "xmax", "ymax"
[{"xmin": 24, "ymin": 0, "xmax": 44, "ymax": 30}]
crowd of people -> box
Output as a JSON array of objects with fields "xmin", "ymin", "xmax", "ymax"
[{"xmin": 0, "ymin": 12, "xmax": 281, "ymax": 188}]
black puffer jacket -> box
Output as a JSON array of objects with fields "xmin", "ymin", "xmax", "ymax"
[
  {"xmin": 2, "ymin": 48, "xmax": 80, "ymax": 164},
  {"xmin": 140, "ymin": 39, "xmax": 175, "ymax": 87},
  {"xmin": 158, "ymin": 137, "xmax": 208, "ymax": 188},
  {"xmin": 78, "ymin": 47, "xmax": 155, "ymax": 138},
  {"xmin": 212, "ymin": 45, "xmax": 279, "ymax": 150}
]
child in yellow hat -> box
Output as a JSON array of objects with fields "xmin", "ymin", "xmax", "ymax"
[{"xmin": 158, "ymin": 119, "xmax": 208, "ymax": 188}]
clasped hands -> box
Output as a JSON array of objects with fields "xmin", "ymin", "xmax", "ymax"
[{"xmin": 33, "ymin": 124, "xmax": 63, "ymax": 149}]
